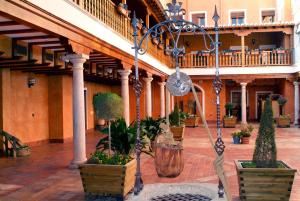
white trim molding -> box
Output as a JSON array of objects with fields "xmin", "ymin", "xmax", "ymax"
[
  {"xmin": 189, "ymin": 11, "xmax": 207, "ymax": 26},
  {"xmin": 228, "ymin": 9, "xmax": 247, "ymax": 25},
  {"xmin": 259, "ymin": 8, "xmax": 276, "ymax": 24}
]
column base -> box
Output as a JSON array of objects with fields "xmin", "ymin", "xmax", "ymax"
[{"xmin": 69, "ymin": 158, "xmax": 87, "ymax": 169}]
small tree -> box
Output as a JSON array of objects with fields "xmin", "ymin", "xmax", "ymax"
[
  {"xmin": 225, "ymin": 102, "xmax": 234, "ymax": 116},
  {"xmin": 169, "ymin": 104, "xmax": 181, "ymax": 127},
  {"xmin": 93, "ymin": 92, "xmax": 123, "ymax": 156},
  {"xmin": 277, "ymin": 96, "xmax": 287, "ymax": 116},
  {"xmin": 252, "ymin": 98, "xmax": 277, "ymax": 168}
]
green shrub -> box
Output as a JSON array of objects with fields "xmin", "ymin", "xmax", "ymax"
[
  {"xmin": 87, "ymin": 151, "xmax": 132, "ymax": 165},
  {"xmin": 169, "ymin": 104, "xmax": 185, "ymax": 126},
  {"xmin": 240, "ymin": 125, "xmax": 254, "ymax": 137},
  {"xmin": 252, "ymin": 98, "xmax": 277, "ymax": 168},
  {"xmin": 225, "ymin": 102, "xmax": 234, "ymax": 116},
  {"xmin": 97, "ymin": 118, "xmax": 136, "ymax": 155},
  {"xmin": 141, "ymin": 117, "xmax": 163, "ymax": 141}
]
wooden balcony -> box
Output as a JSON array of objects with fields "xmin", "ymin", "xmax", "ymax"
[
  {"xmin": 179, "ymin": 50, "xmax": 292, "ymax": 68},
  {"xmin": 70, "ymin": 0, "xmax": 171, "ymax": 66}
]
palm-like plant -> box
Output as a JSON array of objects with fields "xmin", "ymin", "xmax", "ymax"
[{"xmin": 141, "ymin": 117, "xmax": 163, "ymax": 141}]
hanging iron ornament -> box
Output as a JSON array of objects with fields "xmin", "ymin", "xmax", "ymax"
[{"xmin": 131, "ymin": 0, "xmax": 226, "ymax": 197}]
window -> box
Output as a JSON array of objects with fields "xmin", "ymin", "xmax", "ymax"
[
  {"xmin": 231, "ymin": 11, "xmax": 245, "ymax": 25},
  {"xmin": 261, "ymin": 10, "xmax": 275, "ymax": 23},
  {"xmin": 192, "ymin": 13, "xmax": 205, "ymax": 26}
]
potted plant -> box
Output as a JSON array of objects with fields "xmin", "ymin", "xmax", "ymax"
[
  {"xmin": 235, "ymin": 98, "xmax": 297, "ymax": 201},
  {"xmin": 93, "ymin": 92, "xmax": 123, "ymax": 155},
  {"xmin": 142, "ymin": 26, "xmax": 148, "ymax": 35},
  {"xmin": 223, "ymin": 102, "xmax": 237, "ymax": 128},
  {"xmin": 169, "ymin": 104, "xmax": 185, "ymax": 141},
  {"xmin": 184, "ymin": 100, "xmax": 200, "ymax": 127},
  {"xmin": 239, "ymin": 124, "xmax": 254, "ymax": 144},
  {"xmin": 231, "ymin": 132, "xmax": 241, "ymax": 144},
  {"xmin": 116, "ymin": 3, "xmax": 129, "ymax": 17},
  {"xmin": 136, "ymin": 18, "xmax": 143, "ymax": 30},
  {"xmin": 80, "ymin": 118, "xmax": 137, "ymax": 200},
  {"xmin": 277, "ymin": 96, "xmax": 290, "ymax": 127},
  {"xmin": 141, "ymin": 117, "xmax": 163, "ymax": 151}
]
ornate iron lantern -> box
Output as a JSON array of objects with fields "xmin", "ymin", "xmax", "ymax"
[{"xmin": 131, "ymin": 0, "xmax": 225, "ymax": 197}]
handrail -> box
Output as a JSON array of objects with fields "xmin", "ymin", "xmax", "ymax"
[
  {"xmin": 179, "ymin": 50, "xmax": 292, "ymax": 68},
  {"xmin": 70, "ymin": 0, "xmax": 171, "ymax": 67}
]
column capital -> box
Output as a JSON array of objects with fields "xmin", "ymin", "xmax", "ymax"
[
  {"xmin": 240, "ymin": 82, "xmax": 248, "ymax": 87},
  {"xmin": 158, "ymin": 82, "xmax": 166, "ymax": 86},
  {"xmin": 143, "ymin": 76, "xmax": 153, "ymax": 83},
  {"xmin": 62, "ymin": 53, "xmax": 89, "ymax": 69},
  {"xmin": 118, "ymin": 69, "xmax": 132, "ymax": 79},
  {"xmin": 293, "ymin": 81, "xmax": 299, "ymax": 86}
]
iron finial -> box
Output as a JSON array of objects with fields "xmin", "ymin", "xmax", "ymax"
[{"xmin": 212, "ymin": 5, "xmax": 219, "ymax": 29}]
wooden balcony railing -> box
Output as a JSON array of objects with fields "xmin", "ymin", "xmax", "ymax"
[
  {"xmin": 70, "ymin": 0, "xmax": 171, "ymax": 67},
  {"xmin": 179, "ymin": 50, "xmax": 292, "ymax": 68}
]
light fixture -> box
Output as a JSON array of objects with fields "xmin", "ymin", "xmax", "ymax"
[{"xmin": 28, "ymin": 77, "xmax": 36, "ymax": 88}]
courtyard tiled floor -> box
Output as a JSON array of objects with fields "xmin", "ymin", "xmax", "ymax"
[{"xmin": 0, "ymin": 125, "xmax": 299, "ymax": 201}]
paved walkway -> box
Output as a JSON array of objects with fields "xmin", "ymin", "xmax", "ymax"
[{"xmin": 0, "ymin": 125, "xmax": 299, "ymax": 201}]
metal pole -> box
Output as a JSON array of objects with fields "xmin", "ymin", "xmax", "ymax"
[
  {"xmin": 132, "ymin": 12, "xmax": 143, "ymax": 195},
  {"xmin": 212, "ymin": 5, "xmax": 225, "ymax": 198}
]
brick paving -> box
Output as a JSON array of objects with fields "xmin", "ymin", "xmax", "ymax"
[{"xmin": 0, "ymin": 125, "xmax": 299, "ymax": 201}]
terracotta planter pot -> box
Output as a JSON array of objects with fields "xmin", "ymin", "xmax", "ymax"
[
  {"xmin": 158, "ymin": 43, "xmax": 164, "ymax": 50},
  {"xmin": 170, "ymin": 126, "xmax": 185, "ymax": 141},
  {"xmin": 184, "ymin": 117, "xmax": 200, "ymax": 127},
  {"xmin": 241, "ymin": 136, "xmax": 250, "ymax": 144},
  {"xmin": 223, "ymin": 116, "xmax": 237, "ymax": 128},
  {"xmin": 235, "ymin": 160, "xmax": 296, "ymax": 201},
  {"xmin": 79, "ymin": 159, "xmax": 136, "ymax": 198},
  {"xmin": 116, "ymin": 5, "xmax": 128, "ymax": 16},
  {"xmin": 152, "ymin": 38, "xmax": 159, "ymax": 45},
  {"xmin": 97, "ymin": 119, "xmax": 106, "ymax": 126},
  {"xmin": 277, "ymin": 117, "xmax": 290, "ymax": 128}
]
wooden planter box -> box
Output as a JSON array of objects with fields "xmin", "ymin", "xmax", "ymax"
[
  {"xmin": 79, "ymin": 159, "xmax": 136, "ymax": 198},
  {"xmin": 277, "ymin": 117, "xmax": 290, "ymax": 128},
  {"xmin": 184, "ymin": 117, "xmax": 200, "ymax": 127},
  {"xmin": 235, "ymin": 160, "xmax": 296, "ymax": 201},
  {"xmin": 170, "ymin": 126, "xmax": 185, "ymax": 141},
  {"xmin": 223, "ymin": 116, "xmax": 237, "ymax": 128}
]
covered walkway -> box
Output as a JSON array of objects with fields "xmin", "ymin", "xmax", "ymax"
[{"xmin": 0, "ymin": 126, "xmax": 299, "ymax": 201}]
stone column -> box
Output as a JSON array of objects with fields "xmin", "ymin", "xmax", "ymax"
[
  {"xmin": 118, "ymin": 70, "xmax": 131, "ymax": 125},
  {"xmin": 241, "ymin": 82, "xmax": 247, "ymax": 125},
  {"xmin": 63, "ymin": 53, "xmax": 89, "ymax": 168},
  {"xmin": 294, "ymin": 81, "xmax": 299, "ymax": 125},
  {"xmin": 166, "ymin": 88, "xmax": 171, "ymax": 116},
  {"xmin": 143, "ymin": 73, "xmax": 153, "ymax": 117},
  {"xmin": 158, "ymin": 82, "xmax": 166, "ymax": 118},
  {"xmin": 170, "ymin": 95, "xmax": 175, "ymax": 111}
]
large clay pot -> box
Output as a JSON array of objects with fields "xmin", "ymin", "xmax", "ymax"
[{"xmin": 154, "ymin": 142, "xmax": 184, "ymax": 178}]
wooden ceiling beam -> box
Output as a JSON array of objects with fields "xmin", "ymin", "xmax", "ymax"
[
  {"xmin": 29, "ymin": 41, "xmax": 61, "ymax": 45},
  {"xmin": 3, "ymin": 63, "xmax": 51, "ymax": 69},
  {"xmin": 0, "ymin": 56, "xmax": 23, "ymax": 61},
  {"xmin": 43, "ymin": 46, "xmax": 65, "ymax": 50},
  {"xmin": 13, "ymin": 65, "xmax": 62, "ymax": 71},
  {"xmin": 0, "ymin": 21, "xmax": 19, "ymax": 26},
  {"xmin": 0, "ymin": 29, "xmax": 38, "ymax": 34},
  {"xmin": 13, "ymin": 35, "xmax": 55, "ymax": 40},
  {"xmin": 0, "ymin": 59, "xmax": 37, "ymax": 65}
]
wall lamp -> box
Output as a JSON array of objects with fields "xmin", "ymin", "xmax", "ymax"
[{"xmin": 28, "ymin": 77, "xmax": 36, "ymax": 88}]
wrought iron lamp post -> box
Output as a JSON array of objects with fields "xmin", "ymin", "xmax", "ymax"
[{"xmin": 131, "ymin": 0, "xmax": 225, "ymax": 197}]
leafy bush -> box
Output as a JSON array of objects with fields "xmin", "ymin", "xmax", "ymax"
[
  {"xmin": 93, "ymin": 92, "xmax": 123, "ymax": 120},
  {"xmin": 277, "ymin": 95, "xmax": 287, "ymax": 115},
  {"xmin": 97, "ymin": 118, "xmax": 136, "ymax": 155},
  {"xmin": 87, "ymin": 151, "xmax": 132, "ymax": 165},
  {"xmin": 252, "ymin": 98, "xmax": 277, "ymax": 168},
  {"xmin": 231, "ymin": 132, "xmax": 241, "ymax": 137},
  {"xmin": 225, "ymin": 102, "xmax": 234, "ymax": 116},
  {"xmin": 169, "ymin": 104, "xmax": 185, "ymax": 126},
  {"xmin": 141, "ymin": 117, "xmax": 163, "ymax": 141},
  {"xmin": 240, "ymin": 125, "xmax": 254, "ymax": 137}
]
